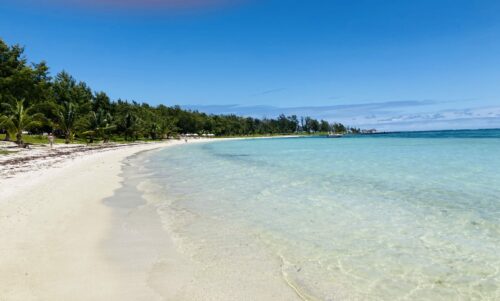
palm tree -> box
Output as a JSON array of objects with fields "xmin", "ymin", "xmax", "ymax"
[
  {"xmin": 82, "ymin": 109, "xmax": 115, "ymax": 143},
  {"xmin": 149, "ymin": 121, "xmax": 161, "ymax": 140},
  {"xmin": 0, "ymin": 98, "xmax": 44, "ymax": 146},
  {"xmin": 160, "ymin": 118, "xmax": 177, "ymax": 139},
  {"xmin": 122, "ymin": 112, "xmax": 141, "ymax": 141},
  {"xmin": 56, "ymin": 101, "xmax": 79, "ymax": 144},
  {"xmin": 0, "ymin": 115, "xmax": 13, "ymax": 141},
  {"xmin": 0, "ymin": 96, "xmax": 12, "ymax": 142}
]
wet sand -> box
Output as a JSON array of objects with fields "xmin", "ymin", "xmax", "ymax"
[{"xmin": 0, "ymin": 137, "xmax": 301, "ymax": 301}]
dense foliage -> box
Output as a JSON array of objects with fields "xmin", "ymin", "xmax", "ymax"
[{"xmin": 0, "ymin": 39, "xmax": 354, "ymax": 145}]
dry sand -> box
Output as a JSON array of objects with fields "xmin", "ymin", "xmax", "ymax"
[
  {"xmin": 0, "ymin": 141, "xmax": 187, "ymax": 300},
  {"xmin": 0, "ymin": 138, "xmax": 303, "ymax": 301}
]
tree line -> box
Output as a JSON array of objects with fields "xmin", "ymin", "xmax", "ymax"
[{"xmin": 0, "ymin": 39, "xmax": 356, "ymax": 146}]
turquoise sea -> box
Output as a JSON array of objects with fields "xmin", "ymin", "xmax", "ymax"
[{"xmin": 134, "ymin": 129, "xmax": 500, "ymax": 300}]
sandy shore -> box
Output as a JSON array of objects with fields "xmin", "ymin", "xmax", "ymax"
[
  {"xmin": 0, "ymin": 137, "xmax": 303, "ymax": 301},
  {"xmin": 0, "ymin": 140, "xmax": 192, "ymax": 300}
]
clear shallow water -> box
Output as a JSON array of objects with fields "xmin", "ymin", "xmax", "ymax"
[{"xmin": 140, "ymin": 131, "xmax": 500, "ymax": 300}]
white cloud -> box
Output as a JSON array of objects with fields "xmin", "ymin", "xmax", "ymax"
[{"xmin": 183, "ymin": 101, "xmax": 500, "ymax": 131}]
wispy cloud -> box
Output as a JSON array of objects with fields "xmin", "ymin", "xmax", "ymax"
[
  {"xmin": 184, "ymin": 100, "xmax": 500, "ymax": 131},
  {"xmin": 251, "ymin": 88, "xmax": 286, "ymax": 97},
  {"xmin": 368, "ymin": 106, "xmax": 500, "ymax": 130},
  {"xmin": 366, "ymin": 116, "xmax": 500, "ymax": 132},
  {"xmin": 184, "ymin": 100, "xmax": 437, "ymax": 117}
]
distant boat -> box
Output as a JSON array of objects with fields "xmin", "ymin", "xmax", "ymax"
[{"xmin": 327, "ymin": 133, "xmax": 343, "ymax": 138}]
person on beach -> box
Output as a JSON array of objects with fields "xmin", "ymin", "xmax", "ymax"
[{"xmin": 48, "ymin": 133, "xmax": 54, "ymax": 148}]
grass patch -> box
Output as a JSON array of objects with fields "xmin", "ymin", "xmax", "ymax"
[
  {"xmin": 0, "ymin": 133, "xmax": 83, "ymax": 145},
  {"xmin": 0, "ymin": 133, "xmax": 164, "ymax": 146},
  {"xmin": 0, "ymin": 150, "xmax": 16, "ymax": 155}
]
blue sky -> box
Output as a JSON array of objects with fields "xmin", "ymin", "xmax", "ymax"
[{"xmin": 1, "ymin": 0, "xmax": 500, "ymax": 130}]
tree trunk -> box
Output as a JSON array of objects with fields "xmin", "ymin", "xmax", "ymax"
[
  {"xmin": 3, "ymin": 132, "xmax": 11, "ymax": 141},
  {"xmin": 16, "ymin": 131, "xmax": 23, "ymax": 146},
  {"xmin": 65, "ymin": 131, "xmax": 70, "ymax": 144}
]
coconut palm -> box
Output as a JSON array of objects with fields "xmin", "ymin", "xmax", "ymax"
[
  {"xmin": 82, "ymin": 109, "xmax": 115, "ymax": 143},
  {"xmin": 122, "ymin": 112, "xmax": 141, "ymax": 141},
  {"xmin": 56, "ymin": 101, "xmax": 79, "ymax": 144},
  {"xmin": 0, "ymin": 115, "xmax": 13, "ymax": 141},
  {"xmin": 0, "ymin": 98, "xmax": 44, "ymax": 146},
  {"xmin": 149, "ymin": 121, "xmax": 161, "ymax": 140}
]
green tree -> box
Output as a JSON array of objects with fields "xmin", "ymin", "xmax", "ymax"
[
  {"xmin": 160, "ymin": 117, "xmax": 177, "ymax": 138},
  {"xmin": 1, "ymin": 38, "xmax": 362, "ymax": 143},
  {"xmin": 0, "ymin": 39, "xmax": 51, "ymax": 140},
  {"xmin": 332, "ymin": 122, "xmax": 347, "ymax": 134},
  {"xmin": 149, "ymin": 121, "xmax": 161, "ymax": 140},
  {"xmin": 320, "ymin": 120, "xmax": 330, "ymax": 132},
  {"xmin": 0, "ymin": 98, "xmax": 44, "ymax": 146},
  {"xmin": 55, "ymin": 101, "xmax": 79, "ymax": 144},
  {"xmin": 92, "ymin": 91, "xmax": 111, "ymax": 113},
  {"xmin": 82, "ymin": 109, "xmax": 115, "ymax": 143},
  {"xmin": 53, "ymin": 71, "xmax": 92, "ymax": 113},
  {"xmin": 120, "ymin": 112, "xmax": 141, "ymax": 141}
]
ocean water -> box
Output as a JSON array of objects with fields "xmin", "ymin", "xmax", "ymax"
[{"xmin": 136, "ymin": 130, "xmax": 500, "ymax": 300}]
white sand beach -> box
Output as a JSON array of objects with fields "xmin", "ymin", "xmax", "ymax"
[
  {"xmin": 0, "ymin": 140, "xmax": 190, "ymax": 300},
  {"xmin": 0, "ymin": 139, "xmax": 302, "ymax": 301}
]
